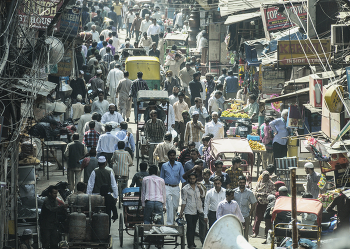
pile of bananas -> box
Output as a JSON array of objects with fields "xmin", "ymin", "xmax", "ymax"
[
  {"xmin": 221, "ymin": 110, "xmax": 250, "ymax": 118},
  {"xmin": 248, "ymin": 140, "xmax": 266, "ymax": 151}
]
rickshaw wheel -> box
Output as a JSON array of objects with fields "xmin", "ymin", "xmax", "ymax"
[
  {"xmin": 133, "ymin": 226, "xmax": 139, "ymax": 249},
  {"xmin": 136, "ymin": 142, "xmax": 139, "ymax": 171},
  {"xmin": 119, "ymin": 213, "xmax": 123, "ymax": 247}
]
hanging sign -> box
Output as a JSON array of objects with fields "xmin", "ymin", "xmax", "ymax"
[
  {"xmin": 277, "ymin": 39, "xmax": 331, "ymax": 66},
  {"xmin": 261, "ymin": 5, "xmax": 307, "ymax": 31},
  {"xmin": 18, "ymin": 0, "xmax": 63, "ymax": 30}
]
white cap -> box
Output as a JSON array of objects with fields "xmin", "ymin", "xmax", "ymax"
[
  {"xmin": 212, "ymin": 112, "xmax": 219, "ymax": 116},
  {"xmin": 145, "ymin": 14, "xmax": 150, "ymax": 17},
  {"xmin": 192, "ymin": 111, "xmax": 199, "ymax": 116},
  {"xmin": 109, "ymin": 103, "xmax": 116, "ymax": 107},
  {"xmin": 79, "ymin": 70, "xmax": 84, "ymax": 74},
  {"xmin": 126, "ymin": 41, "xmax": 130, "ymax": 44},
  {"xmin": 98, "ymin": 156, "xmax": 106, "ymax": 163},
  {"xmin": 304, "ymin": 162, "xmax": 314, "ymax": 169},
  {"xmin": 278, "ymin": 186, "xmax": 288, "ymax": 192},
  {"xmin": 76, "ymin": 94, "xmax": 82, "ymax": 101},
  {"xmin": 23, "ymin": 229, "xmax": 32, "ymax": 236},
  {"xmin": 96, "ymin": 69, "xmax": 102, "ymax": 74}
]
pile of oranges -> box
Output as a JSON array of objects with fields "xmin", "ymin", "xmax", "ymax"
[{"xmin": 248, "ymin": 140, "xmax": 266, "ymax": 151}]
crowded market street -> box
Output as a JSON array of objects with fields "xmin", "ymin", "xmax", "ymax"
[{"xmin": 1, "ymin": 0, "xmax": 350, "ymax": 249}]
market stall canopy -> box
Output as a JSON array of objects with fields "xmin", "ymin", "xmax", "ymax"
[
  {"xmin": 224, "ymin": 12, "xmax": 261, "ymax": 25},
  {"xmin": 219, "ymin": 0, "xmax": 274, "ymax": 17},
  {"xmin": 210, "ymin": 138, "xmax": 253, "ymax": 158},
  {"xmin": 285, "ymin": 69, "xmax": 346, "ymax": 87},
  {"xmin": 136, "ymin": 90, "xmax": 169, "ymax": 102},
  {"xmin": 164, "ymin": 32, "xmax": 188, "ymax": 41},
  {"xmin": 271, "ymin": 197, "xmax": 323, "ymax": 225},
  {"xmin": 13, "ymin": 80, "xmax": 57, "ymax": 97},
  {"xmin": 262, "ymin": 87, "xmax": 309, "ymax": 103}
]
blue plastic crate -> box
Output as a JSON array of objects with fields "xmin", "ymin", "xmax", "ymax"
[{"xmin": 247, "ymin": 135, "xmax": 260, "ymax": 141}]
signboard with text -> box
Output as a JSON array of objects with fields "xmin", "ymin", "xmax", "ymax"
[
  {"xmin": 51, "ymin": 49, "xmax": 73, "ymax": 77},
  {"xmin": 277, "ymin": 39, "xmax": 331, "ymax": 66},
  {"xmin": 59, "ymin": 7, "xmax": 82, "ymax": 37},
  {"xmin": 262, "ymin": 5, "xmax": 307, "ymax": 31},
  {"xmin": 18, "ymin": 0, "xmax": 62, "ymax": 30}
]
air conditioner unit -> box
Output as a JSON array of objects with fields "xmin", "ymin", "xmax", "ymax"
[{"xmin": 331, "ymin": 24, "xmax": 350, "ymax": 45}]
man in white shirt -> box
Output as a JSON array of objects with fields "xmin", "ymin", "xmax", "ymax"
[
  {"xmin": 138, "ymin": 32, "xmax": 152, "ymax": 54},
  {"xmin": 151, "ymin": 6, "xmax": 162, "ymax": 20},
  {"xmin": 126, "ymin": 10, "xmax": 135, "ymax": 38},
  {"xmin": 101, "ymin": 104, "xmax": 124, "ymax": 124},
  {"xmin": 77, "ymin": 105, "xmax": 93, "ymax": 142},
  {"xmin": 179, "ymin": 173, "xmax": 204, "ymax": 249},
  {"xmin": 86, "ymin": 156, "xmax": 118, "ymax": 198},
  {"xmin": 90, "ymin": 25, "xmax": 100, "ymax": 42},
  {"xmin": 164, "ymin": 53, "xmax": 184, "ymax": 78},
  {"xmin": 208, "ymin": 91, "xmax": 221, "ymax": 114},
  {"xmin": 106, "ymin": 64, "xmax": 124, "ymax": 106},
  {"xmin": 92, "ymin": 91, "xmax": 109, "ymax": 115},
  {"xmin": 96, "ymin": 125, "xmax": 119, "ymax": 166},
  {"xmin": 159, "ymin": 100, "xmax": 175, "ymax": 129},
  {"xmin": 147, "ymin": 18, "xmax": 160, "ymax": 44},
  {"xmin": 140, "ymin": 14, "xmax": 152, "ymax": 34},
  {"xmin": 216, "ymin": 188, "xmax": 245, "ymax": 222},
  {"xmin": 70, "ymin": 94, "xmax": 85, "ymax": 125},
  {"xmin": 111, "ymin": 31, "xmax": 119, "ymax": 49},
  {"xmin": 204, "ymin": 176, "xmax": 226, "ymax": 228},
  {"xmin": 100, "ymin": 26, "xmax": 112, "ymax": 40},
  {"xmin": 169, "ymin": 86, "xmax": 179, "ymax": 106},
  {"xmin": 99, "ymin": 41, "xmax": 108, "ymax": 57},
  {"xmin": 205, "ymin": 112, "xmax": 224, "ymax": 139}
]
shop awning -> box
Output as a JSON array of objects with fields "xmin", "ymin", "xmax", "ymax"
[
  {"xmin": 219, "ymin": 0, "xmax": 273, "ymax": 17},
  {"xmin": 224, "ymin": 12, "xmax": 261, "ymax": 25},
  {"xmin": 13, "ymin": 80, "xmax": 57, "ymax": 97},
  {"xmin": 261, "ymin": 87, "xmax": 309, "ymax": 103},
  {"xmin": 303, "ymin": 104, "xmax": 321, "ymax": 113}
]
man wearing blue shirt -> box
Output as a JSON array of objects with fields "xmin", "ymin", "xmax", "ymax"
[
  {"xmin": 96, "ymin": 124, "xmax": 118, "ymax": 167},
  {"xmin": 224, "ymin": 71, "xmax": 238, "ymax": 99},
  {"xmin": 269, "ymin": 109, "xmax": 291, "ymax": 162},
  {"xmin": 160, "ymin": 149, "xmax": 186, "ymax": 225},
  {"xmin": 115, "ymin": 121, "xmax": 135, "ymax": 158}
]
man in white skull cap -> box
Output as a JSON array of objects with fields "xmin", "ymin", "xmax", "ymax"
[
  {"xmin": 20, "ymin": 229, "xmax": 34, "ymax": 249},
  {"xmin": 86, "ymin": 156, "xmax": 118, "ymax": 198},
  {"xmin": 304, "ymin": 162, "xmax": 321, "ymax": 199}
]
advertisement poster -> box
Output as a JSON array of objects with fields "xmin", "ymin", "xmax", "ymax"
[
  {"xmin": 18, "ymin": 0, "xmax": 63, "ymax": 30},
  {"xmin": 262, "ymin": 5, "xmax": 307, "ymax": 31},
  {"xmin": 346, "ymin": 66, "xmax": 350, "ymax": 93},
  {"xmin": 52, "ymin": 49, "xmax": 73, "ymax": 77},
  {"xmin": 59, "ymin": 7, "xmax": 82, "ymax": 37},
  {"xmin": 278, "ymin": 39, "xmax": 331, "ymax": 66}
]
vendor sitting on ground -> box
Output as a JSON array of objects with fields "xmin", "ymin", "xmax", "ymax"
[{"xmin": 235, "ymin": 94, "xmax": 258, "ymax": 122}]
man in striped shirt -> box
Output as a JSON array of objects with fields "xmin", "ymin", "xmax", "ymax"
[
  {"xmin": 111, "ymin": 141, "xmax": 133, "ymax": 190},
  {"xmin": 141, "ymin": 165, "xmax": 166, "ymax": 224},
  {"xmin": 129, "ymin": 71, "xmax": 149, "ymax": 122}
]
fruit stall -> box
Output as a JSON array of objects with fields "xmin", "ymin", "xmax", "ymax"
[{"xmin": 221, "ymin": 102, "xmax": 252, "ymax": 137}]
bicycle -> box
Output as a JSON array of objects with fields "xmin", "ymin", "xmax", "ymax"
[{"xmin": 116, "ymin": 175, "xmax": 128, "ymax": 209}]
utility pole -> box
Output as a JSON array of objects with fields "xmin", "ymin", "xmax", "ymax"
[
  {"xmin": 307, "ymin": 0, "xmax": 317, "ymax": 38},
  {"xmin": 290, "ymin": 167, "xmax": 298, "ymax": 249}
]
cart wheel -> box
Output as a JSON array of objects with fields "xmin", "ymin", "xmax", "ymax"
[
  {"xmin": 180, "ymin": 234, "xmax": 185, "ymax": 249},
  {"xmin": 136, "ymin": 142, "xmax": 139, "ymax": 171},
  {"xmin": 133, "ymin": 226, "xmax": 139, "ymax": 249},
  {"xmin": 118, "ymin": 185, "xmax": 122, "ymax": 209},
  {"xmin": 119, "ymin": 213, "xmax": 123, "ymax": 247}
]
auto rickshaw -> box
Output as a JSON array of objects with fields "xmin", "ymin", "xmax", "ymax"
[
  {"xmin": 207, "ymin": 138, "xmax": 254, "ymax": 188},
  {"xmin": 164, "ymin": 32, "xmax": 189, "ymax": 55},
  {"xmin": 270, "ymin": 197, "xmax": 323, "ymax": 248},
  {"xmin": 125, "ymin": 56, "xmax": 161, "ymax": 90}
]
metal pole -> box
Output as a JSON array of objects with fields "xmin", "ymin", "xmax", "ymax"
[{"xmin": 290, "ymin": 167, "xmax": 298, "ymax": 248}]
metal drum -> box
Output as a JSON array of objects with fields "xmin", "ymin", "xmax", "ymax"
[
  {"xmin": 69, "ymin": 208, "xmax": 86, "ymax": 241},
  {"xmin": 66, "ymin": 194, "xmax": 104, "ymax": 213},
  {"xmin": 92, "ymin": 207, "xmax": 109, "ymax": 241},
  {"xmin": 85, "ymin": 218, "xmax": 92, "ymax": 241}
]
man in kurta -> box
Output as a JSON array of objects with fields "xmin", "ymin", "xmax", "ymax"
[
  {"xmin": 117, "ymin": 71, "xmax": 133, "ymax": 122},
  {"xmin": 179, "ymin": 62, "xmax": 195, "ymax": 96},
  {"xmin": 106, "ymin": 64, "xmax": 124, "ymax": 107}
]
